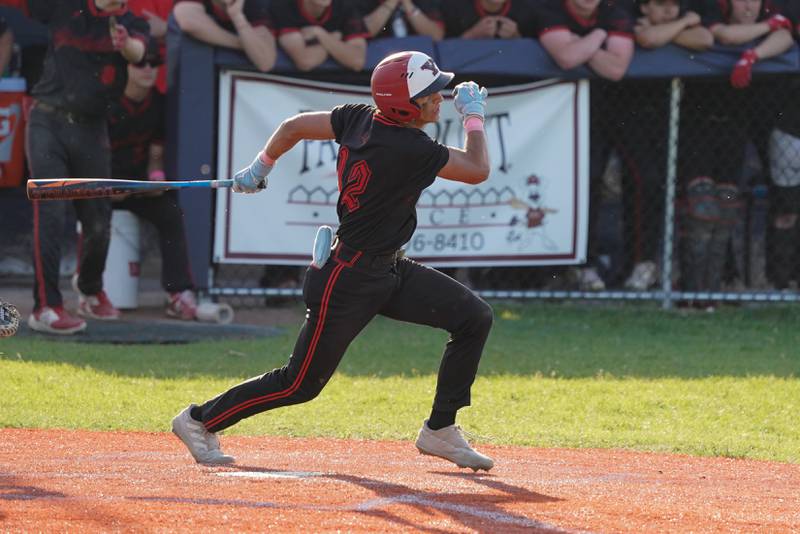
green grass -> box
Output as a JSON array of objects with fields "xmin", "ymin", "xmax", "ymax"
[{"xmin": 2, "ymin": 302, "xmax": 798, "ymax": 463}]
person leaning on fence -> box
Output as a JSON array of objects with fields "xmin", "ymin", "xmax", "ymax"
[
  {"xmin": 172, "ymin": 0, "xmax": 276, "ymax": 72},
  {"xmin": 634, "ymin": 0, "xmax": 713, "ymax": 49},
  {"xmin": 172, "ymin": 50, "xmax": 496, "ymax": 472},
  {"xmin": 26, "ymin": 0, "xmax": 149, "ymax": 335},
  {"xmin": 269, "ymin": 0, "xmax": 369, "ymax": 72},
  {"xmin": 107, "ymin": 47, "xmax": 203, "ymax": 320},
  {"xmin": 440, "ymin": 0, "xmax": 538, "ymax": 39},
  {"xmin": 358, "ymin": 0, "xmax": 444, "ymax": 40}
]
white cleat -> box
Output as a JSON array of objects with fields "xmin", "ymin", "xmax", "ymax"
[
  {"xmin": 171, "ymin": 404, "xmax": 235, "ymax": 465},
  {"xmin": 415, "ymin": 420, "xmax": 493, "ymax": 472}
]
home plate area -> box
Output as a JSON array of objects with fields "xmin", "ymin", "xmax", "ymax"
[{"xmin": 0, "ymin": 429, "xmax": 797, "ymax": 532}]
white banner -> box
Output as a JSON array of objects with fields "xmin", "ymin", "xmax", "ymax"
[{"xmin": 214, "ymin": 72, "xmax": 588, "ymax": 266}]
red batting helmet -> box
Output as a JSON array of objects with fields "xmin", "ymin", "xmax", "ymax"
[{"xmin": 370, "ymin": 51, "xmax": 454, "ymax": 123}]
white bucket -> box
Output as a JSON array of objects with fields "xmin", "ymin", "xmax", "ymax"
[{"xmin": 102, "ymin": 210, "xmax": 141, "ymax": 309}]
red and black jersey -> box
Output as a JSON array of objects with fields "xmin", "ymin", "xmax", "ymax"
[
  {"xmin": 691, "ymin": 0, "xmax": 780, "ymax": 26},
  {"xmin": 537, "ymin": 0, "xmax": 634, "ymax": 38},
  {"xmin": 440, "ymin": 0, "xmax": 539, "ymax": 38},
  {"xmin": 108, "ymin": 90, "xmax": 165, "ymax": 180},
  {"xmin": 173, "ymin": 0, "xmax": 273, "ymax": 32},
  {"xmin": 330, "ymin": 103, "xmax": 449, "ymax": 253},
  {"xmin": 28, "ymin": 0, "xmax": 150, "ymax": 117},
  {"xmin": 354, "ymin": 0, "xmax": 444, "ymax": 38},
  {"xmin": 270, "ymin": 0, "xmax": 369, "ymax": 40}
]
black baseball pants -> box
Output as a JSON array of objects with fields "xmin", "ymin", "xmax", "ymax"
[
  {"xmin": 199, "ymin": 242, "xmax": 494, "ymax": 433},
  {"xmin": 26, "ymin": 104, "xmax": 112, "ymax": 310}
]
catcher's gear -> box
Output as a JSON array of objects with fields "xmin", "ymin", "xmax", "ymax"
[
  {"xmin": 371, "ymin": 51, "xmax": 454, "ymax": 123},
  {"xmin": 0, "ymin": 299, "xmax": 20, "ymax": 338},
  {"xmin": 453, "ymin": 81, "xmax": 488, "ymax": 122},
  {"xmin": 233, "ymin": 151, "xmax": 272, "ymax": 193}
]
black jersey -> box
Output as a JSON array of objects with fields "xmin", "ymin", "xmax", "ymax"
[
  {"xmin": 355, "ymin": 0, "xmax": 444, "ymax": 38},
  {"xmin": 690, "ymin": 0, "xmax": 781, "ymax": 26},
  {"xmin": 440, "ymin": 0, "xmax": 538, "ymax": 38},
  {"xmin": 108, "ymin": 91, "xmax": 165, "ymax": 180},
  {"xmin": 28, "ymin": 0, "xmax": 150, "ymax": 117},
  {"xmin": 174, "ymin": 0, "xmax": 273, "ymax": 32},
  {"xmin": 330, "ymin": 104, "xmax": 449, "ymax": 253},
  {"xmin": 270, "ymin": 0, "xmax": 369, "ymax": 40},
  {"xmin": 537, "ymin": 0, "xmax": 634, "ymax": 38}
]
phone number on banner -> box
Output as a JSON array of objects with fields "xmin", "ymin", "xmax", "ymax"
[{"xmin": 410, "ymin": 232, "xmax": 486, "ymax": 253}]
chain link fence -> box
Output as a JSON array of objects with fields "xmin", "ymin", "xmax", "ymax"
[{"xmin": 210, "ymin": 73, "xmax": 800, "ymax": 309}]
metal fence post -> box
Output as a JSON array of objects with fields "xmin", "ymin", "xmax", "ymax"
[{"xmin": 661, "ymin": 77, "xmax": 683, "ymax": 309}]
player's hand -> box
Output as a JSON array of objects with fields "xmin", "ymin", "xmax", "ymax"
[
  {"xmin": 767, "ymin": 14, "xmax": 792, "ymax": 32},
  {"xmin": 452, "ymin": 81, "xmax": 488, "ymax": 121},
  {"xmin": 683, "ymin": 11, "xmax": 701, "ymax": 27},
  {"xmin": 468, "ymin": 17, "xmax": 498, "ymax": 39},
  {"xmin": 142, "ymin": 9, "xmax": 167, "ymax": 39},
  {"xmin": 233, "ymin": 151, "xmax": 272, "ymax": 193},
  {"xmin": 495, "ymin": 16, "xmax": 519, "ymax": 38},
  {"xmin": 731, "ymin": 49, "xmax": 757, "ymax": 89},
  {"xmin": 110, "ymin": 19, "xmax": 130, "ymax": 51},
  {"xmin": 225, "ymin": 0, "xmax": 245, "ymax": 20}
]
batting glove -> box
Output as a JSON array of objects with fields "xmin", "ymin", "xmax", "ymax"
[
  {"xmin": 767, "ymin": 14, "xmax": 792, "ymax": 32},
  {"xmin": 730, "ymin": 49, "xmax": 758, "ymax": 89},
  {"xmin": 453, "ymin": 81, "xmax": 488, "ymax": 122},
  {"xmin": 233, "ymin": 151, "xmax": 272, "ymax": 193}
]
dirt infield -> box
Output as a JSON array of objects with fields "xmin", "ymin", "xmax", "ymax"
[{"xmin": 1, "ymin": 429, "xmax": 797, "ymax": 532}]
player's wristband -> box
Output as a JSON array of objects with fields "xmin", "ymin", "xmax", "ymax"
[
  {"xmin": 464, "ymin": 116, "xmax": 484, "ymax": 133},
  {"xmin": 258, "ymin": 150, "xmax": 276, "ymax": 166},
  {"xmin": 148, "ymin": 170, "xmax": 165, "ymax": 181}
]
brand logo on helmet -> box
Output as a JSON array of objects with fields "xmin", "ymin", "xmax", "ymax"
[{"xmin": 420, "ymin": 59, "xmax": 439, "ymax": 76}]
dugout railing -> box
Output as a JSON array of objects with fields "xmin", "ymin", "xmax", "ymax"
[{"xmin": 166, "ymin": 22, "xmax": 800, "ymax": 309}]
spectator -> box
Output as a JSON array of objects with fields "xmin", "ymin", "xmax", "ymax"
[
  {"xmin": 441, "ymin": 0, "xmax": 538, "ymax": 39},
  {"xmin": 270, "ymin": 0, "xmax": 368, "ymax": 72},
  {"xmin": 173, "ymin": 0, "xmax": 276, "ymax": 72},
  {"xmin": 128, "ymin": 0, "xmax": 173, "ymax": 92},
  {"xmin": 0, "ymin": 17, "xmax": 13, "ymax": 76},
  {"xmin": 537, "ymin": 0, "xmax": 635, "ymax": 81},
  {"xmin": 358, "ymin": 0, "xmax": 444, "ymax": 40},
  {"xmin": 635, "ymin": 0, "xmax": 713, "ymax": 50},
  {"xmin": 613, "ymin": 0, "xmax": 713, "ymax": 291},
  {"xmin": 107, "ymin": 50, "xmax": 201, "ymax": 320},
  {"xmin": 26, "ymin": 0, "xmax": 148, "ymax": 335}
]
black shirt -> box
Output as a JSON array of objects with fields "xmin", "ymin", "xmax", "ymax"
[
  {"xmin": 330, "ymin": 104, "xmax": 449, "ymax": 252},
  {"xmin": 28, "ymin": 0, "xmax": 150, "ymax": 117},
  {"xmin": 270, "ymin": 0, "xmax": 369, "ymax": 40},
  {"xmin": 355, "ymin": 0, "xmax": 444, "ymax": 38},
  {"xmin": 691, "ymin": 0, "xmax": 781, "ymax": 26},
  {"xmin": 108, "ymin": 91, "xmax": 164, "ymax": 180},
  {"xmin": 537, "ymin": 0, "xmax": 634, "ymax": 38},
  {"xmin": 440, "ymin": 0, "xmax": 539, "ymax": 38},
  {"xmin": 174, "ymin": 0, "xmax": 273, "ymax": 32}
]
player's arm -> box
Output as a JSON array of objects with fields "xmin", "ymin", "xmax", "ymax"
[
  {"xmin": 313, "ymin": 29, "xmax": 367, "ymax": 71},
  {"xmin": 173, "ymin": 1, "xmax": 241, "ymax": 49},
  {"xmin": 402, "ymin": 0, "xmax": 445, "ymax": 40},
  {"xmin": 363, "ymin": 0, "xmax": 399, "ymax": 36},
  {"xmin": 232, "ymin": 112, "xmax": 334, "ymax": 193},
  {"xmin": 439, "ymin": 82, "xmax": 490, "ymax": 185},
  {"xmin": 587, "ymin": 34, "xmax": 634, "ymax": 81},
  {"xmin": 636, "ymin": 12, "xmax": 700, "ymax": 48},
  {"xmin": 279, "ymin": 31, "xmax": 328, "ymax": 71},
  {"xmin": 539, "ymin": 28, "xmax": 607, "ymax": 70},
  {"xmin": 673, "ymin": 24, "xmax": 714, "ymax": 50},
  {"xmin": 147, "ymin": 143, "xmax": 165, "ymax": 179},
  {"xmin": 712, "ymin": 20, "xmax": 771, "ymax": 44}
]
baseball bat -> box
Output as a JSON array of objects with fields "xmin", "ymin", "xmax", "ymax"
[{"xmin": 27, "ymin": 178, "xmax": 234, "ymax": 201}]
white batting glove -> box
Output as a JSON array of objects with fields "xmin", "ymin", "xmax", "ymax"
[{"xmin": 233, "ymin": 152, "xmax": 272, "ymax": 194}]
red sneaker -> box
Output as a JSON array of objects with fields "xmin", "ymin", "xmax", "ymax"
[
  {"xmin": 77, "ymin": 290, "xmax": 121, "ymax": 320},
  {"xmin": 28, "ymin": 306, "xmax": 87, "ymax": 335},
  {"xmin": 166, "ymin": 290, "xmax": 198, "ymax": 320}
]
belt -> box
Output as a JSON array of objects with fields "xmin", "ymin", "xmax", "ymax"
[
  {"xmin": 331, "ymin": 238, "xmax": 404, "ymax": 269},
  {"xmin": 34, "ymin": 101, "xmax": 97, "ymax": 124}
]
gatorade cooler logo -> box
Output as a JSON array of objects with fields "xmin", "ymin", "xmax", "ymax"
[{"xmin": 0, "ymin": 103, "xmax": 20, "ymax": 163}]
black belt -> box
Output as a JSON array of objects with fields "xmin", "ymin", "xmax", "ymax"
[
  {"xmin": 34, "ymin": 101, "xmax": 97, "ymax": 124},
  {"xmin": 332, "ymin": 238, "xmax": 404, "ymax": 269}
]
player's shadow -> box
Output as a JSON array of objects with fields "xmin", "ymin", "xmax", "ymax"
[{"xmin": 222, "ymin": 465, "xmax": 563, "ymax": 533}]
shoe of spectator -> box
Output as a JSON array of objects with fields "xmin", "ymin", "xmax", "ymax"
[
  {"xmin": 72, "ymin": 273, "xmax": 121, "ymax": 320},
  {"xmin": 28, "ymin": 306, "xmax": 87, "ymax": 335},
  {"xmin": 415, "ymin": 420, "xmax": 493, "ymax": 472},
  {"xmin": 624, "ymin": 261, "xmax": 659, "ymax": 291},
  {"xmin": 166, "ymin": 290, "xmax": 198, "ymax": 320},
  {"xmin": 171, "ymin": 405, "xmax": 235, "ymax": 465},
  {"xmin": 572, "ymin": 267, "xmax": 606, "ymax": 291}
]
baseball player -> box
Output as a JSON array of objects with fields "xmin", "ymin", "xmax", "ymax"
[{"xmin": 173, "ymin": 51, "xmax": 495, "ymax": 471}]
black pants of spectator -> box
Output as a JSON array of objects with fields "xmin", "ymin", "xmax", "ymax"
[
  {"xmin": 26, "ymin": 104, "xmax": 112, "ymax": 310},
  {"xmin": 197, "ymin": 245, "xmax": 493, "ymax": 433},
  {"xmin": 114, "ymin": 190, "xmax": 194, "ymax": 293}
]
